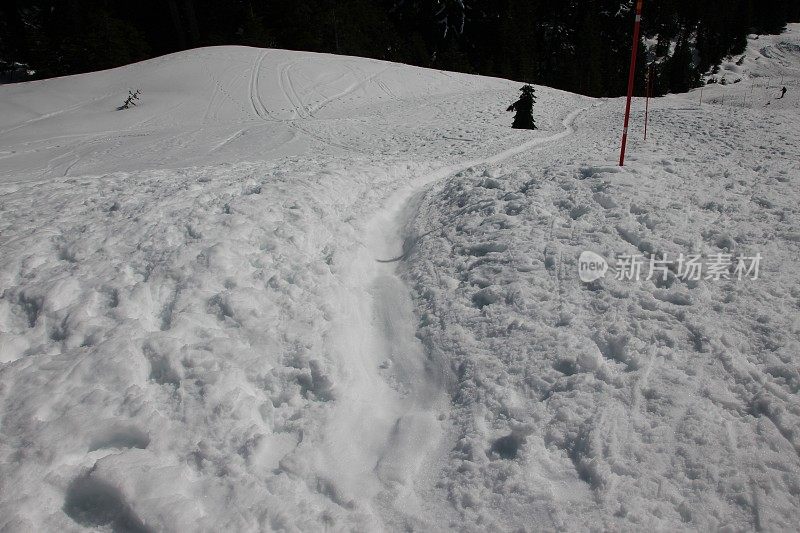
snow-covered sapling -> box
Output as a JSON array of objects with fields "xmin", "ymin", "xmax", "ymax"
[
  {"xmin": 118, "ymin": 89, "xmax": 142, "ymax": 110},
  {"xmin": 507, "ymin": 85, "xmax": 537, "ymax": 130}
]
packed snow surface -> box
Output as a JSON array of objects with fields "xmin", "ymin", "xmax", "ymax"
[{"xmin": 1, "ymin": 27, "xmax": 799, "ymax": 532}]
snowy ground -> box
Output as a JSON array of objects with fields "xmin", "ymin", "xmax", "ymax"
[{"xmin": 1, "ymin": 28, "xmax": 798, "ymax": 532}]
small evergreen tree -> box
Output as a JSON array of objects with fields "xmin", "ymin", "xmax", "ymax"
[
  {"xmin": 507, "ymin": 84, "xmax": 537, "ymax": 130},
  {"xmin": 118, "ymin": 89, "xmax": 141, "ymax": 110}
]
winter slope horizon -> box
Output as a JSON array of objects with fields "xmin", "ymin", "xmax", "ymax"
[{"xmin": 1, "ymin": 26, "xmax": 799, "ymax": 531}]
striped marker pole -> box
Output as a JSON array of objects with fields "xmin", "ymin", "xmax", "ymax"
[
  {"xmin": 644, "ymin": 64, "xmax": 652, "ymax": 141},
  {"xmin": 619, "ymin": 0, "xmax": 644, "ymax": 166}
]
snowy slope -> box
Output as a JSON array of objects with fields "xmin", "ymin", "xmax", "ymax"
[
  {"xmin": 696, "ymin": 24, "xmax": 800, "ymax": 111},
  {"xmin": 404, "ymin": 98, "xmax": 800, "ymax": 532},
  {"xmin": 0, "ymin": 46, "xmax": 566, "ymax": 187},
  {"xmin": 0, "ymin": 46, "xmax": 585, "ymax": 531},
  {"xmin": 402, "ymin": 27, "xmax": 800, "ymax": 530},
  {"xmin": 1, "ymin": 26, "xmax": 799, "ymax": 532}
]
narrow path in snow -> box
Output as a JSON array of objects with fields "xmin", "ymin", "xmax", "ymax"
[{"xmin": 318, "ymin": 105, "xmax": 589, "ymax": 528}]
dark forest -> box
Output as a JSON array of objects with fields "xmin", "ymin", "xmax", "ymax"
[{"xmin": 2, "ymin": 0, "xmax": 798, "ymax": 95}]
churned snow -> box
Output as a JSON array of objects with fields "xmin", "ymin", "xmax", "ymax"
[{"xmin": 0, "ymin": 28, "xmax": 798, "ymax": 532}]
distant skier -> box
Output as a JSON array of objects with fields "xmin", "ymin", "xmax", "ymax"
[
  {"xmin": 507, "ymin": 85, "xmax": 537, "ymax": 130},
  {"xmin": 779, "ymin": 86, "xmax": 787, "ymax": 99}
]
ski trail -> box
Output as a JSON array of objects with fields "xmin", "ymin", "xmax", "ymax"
[
  {"xmin": 319, "ymin": 104, "xmax": 589, "ymax": 528},
  {"xmin": 209, "ymin": 128, "xmax": 247, "ymax": 152},
  {"xmin": 246, "ymin": 55, "xmax": 365, "ymax": 153},
  {"xmin": 280, "ymin": 62, "xmax": 309, "ymax": 119},
  {"xmin": 249, "ymin": 51, "xmax": 269, "ymax": 120},
  {"xmin": 309, "ymin": 65, "xmax": 394, "ymax": 117}
]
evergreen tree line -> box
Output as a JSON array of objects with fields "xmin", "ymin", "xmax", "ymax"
[{"xmin": 1, "ymin": 0, "xmax": 798, "ymax": 96}]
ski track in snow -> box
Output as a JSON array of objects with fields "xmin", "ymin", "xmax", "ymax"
[
  {"xmin": 249, "ymin": 51, "xmax": 271, "ymax": 121},
  {"xmin": 313, "ymin": 105, "xmax": 588, "ymax": 528}
]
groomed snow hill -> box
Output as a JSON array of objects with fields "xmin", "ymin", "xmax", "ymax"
[{"xmin": 1, "ymin": 26, "xmax": 798, "ymax": 532}]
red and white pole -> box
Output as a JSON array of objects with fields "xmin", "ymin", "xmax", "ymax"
[
  {"xmin": 644, "ymin": 64, "xmax": 652, "ymax": 141},
  {"xmin": 619, "ymin": 0, "xmax": 644, "ymax": 166}
]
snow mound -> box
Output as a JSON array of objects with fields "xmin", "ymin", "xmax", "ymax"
[{"xmin": 0, "ymin": 46, "xmax": 512, "ymax": 184}]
